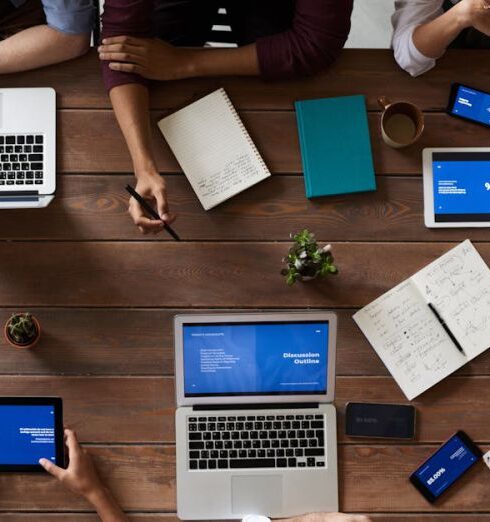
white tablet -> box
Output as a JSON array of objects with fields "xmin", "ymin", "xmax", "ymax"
[{"xmin": 423, "ymin": 148, "xmax": 490, "ymax": 228}]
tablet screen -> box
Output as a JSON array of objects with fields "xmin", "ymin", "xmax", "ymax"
[
  {"xmin": 0, "ymin": 398, "xmax": 63, "ymax": 471},
  {"xmin": 433, "ymin": 152, "xmax": 490, "ymax": 222}
]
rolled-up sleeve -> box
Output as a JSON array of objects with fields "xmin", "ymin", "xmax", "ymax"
[
  {"xmin": 41, "ymin": 0, "xmax": 95, "ymax": 35},
  {"xmin": 101, "ymin": 0, "xmax": 154, "ymax": 92},
  {"xmin": 256, "ymin": 0, "xmax": 353, "ymax": 80},
  {"xmin": 392, "ymin": 0, "xmax": 444, "ymax": 77}
]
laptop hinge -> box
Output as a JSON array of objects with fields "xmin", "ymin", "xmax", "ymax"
[{"xmin": 193, "ymin": 403, "xmax": 319, "ymax": 411}]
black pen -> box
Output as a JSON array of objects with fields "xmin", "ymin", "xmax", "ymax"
[
  {"xmin": 125, "ymin": 184, "xmax": 181, "ymax": 241},
  {"xmin": 428, "ymin": 302, "xmax": 466, "ymax": 356}
]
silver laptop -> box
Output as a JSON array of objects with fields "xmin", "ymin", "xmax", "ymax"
[
  {"xmin": 175, "ymin": 311, "xmax": 338, "ymax": 520},
  {"xmin": 0, "ymin": 88, "xmax": 56, "ymax": 208}
]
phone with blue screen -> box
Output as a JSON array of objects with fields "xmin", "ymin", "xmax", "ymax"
[
  {"xmin": 410, "ymin": 431, "xmax": 482, "ymax": 503},
  {"xmin": 447, "ymin": 83, "xmax": 490, "ymax": 127}
]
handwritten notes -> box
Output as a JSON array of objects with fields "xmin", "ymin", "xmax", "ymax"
[
  {"xmin": 158, "ymin": 88, "xmax": 270, "ymax": 210},
  {"xmin": 354, "ymin": 241, "xmax": 490, "ymax": 400}
]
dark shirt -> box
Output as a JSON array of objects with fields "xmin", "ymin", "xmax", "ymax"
[{"xmin": 101, "ymin": 0, "xmax": 353, "ymax": 91}]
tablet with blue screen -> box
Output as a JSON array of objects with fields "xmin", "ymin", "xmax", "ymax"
[
  {"xmin": 0, "ymin": 397, "xmax": 64, "ymax": 471},
  {"xmin": 423, "ymin": 148, "xmax": 490, "ymax": 228}
]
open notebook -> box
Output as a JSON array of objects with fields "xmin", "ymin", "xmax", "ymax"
[
  {"xmin": 353, "ymin": 240, "xmax": 490, "ymax": 400},
  {"xmin": 158, "ymin": 88, "xmax": 271, "ymax": 210}
]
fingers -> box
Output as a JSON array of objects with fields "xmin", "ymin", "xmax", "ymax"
[
  {"xmin": 99, "ymin": 52, "xmax": 144, "ymax": 65},
  {"xmin": 154, "ymin": 190, "xmax": 170, "ymax": 221},
  {"xmin": 101, "ymin": 36, "xmax": 142, "ymax": 46},
  {"xmin": 39, "ymin": 458, "xmax": 64, "ymax": 480},
  {"xmin": 128, "ymin": 199, "xmax": 163, "ymax": 235},
  {"xmin": 64, "ymin": 428, "xmax": 81, "ymax": 456},
  {"xmin": 108, "ymin": 62, "xmax": 145, "ymax": 74}
]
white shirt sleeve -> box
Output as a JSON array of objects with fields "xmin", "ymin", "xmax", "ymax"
[{"xmin": 391, "ymin": 0, "xmax": 446, "ymax": 77}]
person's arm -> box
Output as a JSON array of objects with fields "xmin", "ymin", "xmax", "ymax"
[
  {"xmin": 413, "ymin": 0, "xmax": 490, "ymax": 56},
  {"xmin": 40, "ymin": 429, "xmax": 128, "ymax": 522},
  {"xmin": 0, "ymin": 26, "xmax": 89, "ymax": 74},
  {"xmin": 100, "ymin": 0, "xmax": 175, "ymax": 234},
  {"xmin": 98, "ymin": 0, "xmax": 353, "ymax": 81}
]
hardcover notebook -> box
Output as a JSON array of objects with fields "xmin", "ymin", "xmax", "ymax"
[
  {"xmin": 295, "ymin": 95, "xmax": 376, "ymax": 198},
  {"xmin": 158, "ymin": 88, "xmax": 271, "ymax": 210},
  {"xmin": 353, "ymin": 240, "xmax": 490, "ymax": 400}
]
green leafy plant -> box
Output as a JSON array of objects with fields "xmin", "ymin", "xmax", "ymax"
[
  {"xmin": 281, "ymin": 229, "xmax": 338, "ymax": 286},
  {"xmin": 6, "ymin": 313, "xmax": 38, "ymax": 345}
]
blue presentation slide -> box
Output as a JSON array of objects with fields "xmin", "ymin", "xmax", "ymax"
[
  {"xmin": 452, "ymin": 85, "xmax": 490, "ymax": 125},
  {"xmin": 414, "ymin": 435, "xmax": 478, "ymax": 498},
  {"xmin": 183, "ymin": 322, "xmax": 329, "ymax": 395},
  {"xmin": 433, "ymin": 159, "xmax": 490, "ymax": 217},
  {"xmin": 0, "ymin": 405, "xmax": 56, "ymax": 465}
]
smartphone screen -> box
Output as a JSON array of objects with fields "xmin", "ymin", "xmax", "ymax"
[
  {"xmin": 345, "ymin": 402, "xmax": 415, "ymax": 439},
  {"xmin": 410, "ymin": 431, "xmax": 482, "ymax": 502},
  {"xmin": 447, "ymin": 83, "xmax": 490, "ymax": 127}
]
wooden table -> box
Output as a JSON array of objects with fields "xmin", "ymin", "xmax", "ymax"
[{"xmin": 0, "ymin": 49, "xmax": 488, "ymax": 521}]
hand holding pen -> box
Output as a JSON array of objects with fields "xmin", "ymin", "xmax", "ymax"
[{"xmin": 126, "ymin": 181, "xmax": 180, "ymax": 241}]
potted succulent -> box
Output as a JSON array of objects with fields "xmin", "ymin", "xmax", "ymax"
[
  {"xmin": 4, "ymin": 313, "xmax": 41, "ymax": 349},
  {"xmin": 281, "ymin": 229, "xmax": 338, "ymax": 286}
]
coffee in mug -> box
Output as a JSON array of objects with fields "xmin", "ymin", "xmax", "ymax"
[{"xmin": 378, "ymin": 96, "xmax": 424, "ymax": 148}]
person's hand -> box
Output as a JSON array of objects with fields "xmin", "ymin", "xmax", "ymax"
[
  {"xmin": 279, "ymin": 514, "xmax": 372, "ymax": 522},
  {"xmin": 39, "ymin": 429, "xmax": 105, "ymax": 501},
  {"xmin": 129, "ymin": 172, "xmax": 176, "ymax": 235},
  {"xmin": 98, "ymin": 37, "xmax": 195, "ymax": 81},
  {"xmin": 456, "ymin": 0, "xmax": 490, "ymax": 33}
]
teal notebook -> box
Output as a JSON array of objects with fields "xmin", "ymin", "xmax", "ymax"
[{"xmin": 295, "ymin": 95, "xmax": 376, "ymax": 198}]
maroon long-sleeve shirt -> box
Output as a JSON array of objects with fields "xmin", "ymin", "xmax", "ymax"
[{"xmin": 101, "ymin": 0, "xmax": 353, "ymax": 91}]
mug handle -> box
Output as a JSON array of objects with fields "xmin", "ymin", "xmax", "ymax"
[{"xmin": 378, "ymin": 96, "xmax": 391, "ymax": 110}]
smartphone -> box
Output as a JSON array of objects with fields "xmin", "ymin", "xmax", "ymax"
[
  {"xmin": 447, "ymin": 82, "xmax": 490, "ymax": 128},
  {"xmin": 410, "ymin": 431, "xmax": 482, "ymax": 503},
  {"xmin": 345, "ymin": 402, "xmax": 415, "ymax": 439}
]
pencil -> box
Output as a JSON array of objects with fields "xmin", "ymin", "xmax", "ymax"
[{"xmin": 125, "ymin": 184, "xmax": 181, "ymax": 241}]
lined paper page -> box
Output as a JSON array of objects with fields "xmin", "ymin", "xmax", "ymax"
[
  {"xmin": 413, "ymin": 240, "xmax": 490, "ymax": 359},
  {"xmin": 158, "ymin": 88, "xmax": 270, "ymax": 210},
  {"xmin": 353, "ymin": 279, "xmax": 463, "ymax": 400}
]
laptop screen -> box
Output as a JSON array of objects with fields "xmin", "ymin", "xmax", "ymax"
[{"xmin": 182, "ymin": 321, "xmax": 329, "ymax": 397}]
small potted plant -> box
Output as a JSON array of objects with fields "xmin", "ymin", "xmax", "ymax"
[
  {"xmin": 281, "ymin": 229, "xmax": 338, "ymax": 286},
  {"xmin": 4, "ymin": 313, "xmax": 41, "ymax": 349}
]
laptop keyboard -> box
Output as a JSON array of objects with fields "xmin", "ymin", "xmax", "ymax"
[
  {"xmin": 187, "ymin": 413, "xmax": 326, "ymax": 471},
  {"xmin": 0, "ymin": 134, "xmax": 44, "ymax": 186}
]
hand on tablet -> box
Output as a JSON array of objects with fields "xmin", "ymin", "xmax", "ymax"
[
  {"xmin": 40, "ymin": 429, "xmax": 128, "ymax": 521},
  {"xmin": 39, "ymin": 428, "xmax": 104, "ymax": 499}
]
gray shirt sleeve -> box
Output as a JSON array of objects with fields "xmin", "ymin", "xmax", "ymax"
[{"xmin": 41, "ymin": 0, "xmax": 95, "ymax": 34}]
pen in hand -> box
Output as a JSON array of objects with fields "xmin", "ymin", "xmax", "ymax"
[{"xmin": 125, "ymin": 184, "xmax": 181, "ymax": 241}]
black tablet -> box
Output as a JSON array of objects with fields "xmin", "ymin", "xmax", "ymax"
[{"xmin": 0, "ymin": 397, "xmax": 64, "ymax": 472}]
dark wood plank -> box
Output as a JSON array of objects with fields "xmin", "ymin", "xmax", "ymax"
[
  {"xmin": 2, "ymin": 50, "xmax": 487, "ymax": 111},
  {"xmin": 0, "ymin": 242, "xmax": 488, "ymax": 308},
  {"xmin": 0, "ymin": 376, "xmax": 487, "ymax": 444},
  {"xmin": 59, "ymin": 111, "xmax": 484, "ymax": 175},
  {"xmin": 1, "ymin": 309, "xmax": 488, "ymax": 377},
  {"xmin": 3, "ymin": 176, "xmax": 490, "ymax": 242},
  {"xmin": 0, "ymin": 445, "xmax": 488, "ymax": 512}
]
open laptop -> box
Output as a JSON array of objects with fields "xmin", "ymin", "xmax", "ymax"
[
  {"xmin": 174, "ymin": 311, "xmax": 338, "ymax": 520},
  {"xmin": 0, "ymin": 88, "xmax": 56, "ymax": 208}
]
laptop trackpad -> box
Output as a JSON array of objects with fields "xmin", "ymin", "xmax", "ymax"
[{"xmin": 231, "ymin": 475, "xmax": 282, "ymax": 515}]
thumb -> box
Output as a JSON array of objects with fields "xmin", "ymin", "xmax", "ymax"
[
  {"xmin": 155, "ymin": 191, "xmax": 169, "ymax": 222},
  {"xmin": 39, "ymin": 458, "xmax": 64, "ymax": 480}
]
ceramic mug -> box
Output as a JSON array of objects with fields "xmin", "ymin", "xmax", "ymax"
[{"xmin": 378, "ymin": 96, "xmax": 424, "ymax": 148}]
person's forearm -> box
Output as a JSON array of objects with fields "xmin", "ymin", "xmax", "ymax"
[
  {"xmin": 87, "ymin": 488, "xmax": 128, "ymax": 522},
  {"xmin": 412, "ymin": 3, "xmax": 470, "ymax": 58},
  {"xmin": 0, "ymin": 25, "xmax": 89, "ymax": 73},
  {"xmin": 189, "ymin": 44, "xmax": 259, "ymax": 77},
  {"xmin": 109, "ymin": 83, "xmax": 158, "ymax": 176}
]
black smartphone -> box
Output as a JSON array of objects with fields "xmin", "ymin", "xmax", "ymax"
[
  {"xmin": 447, "ymin": 82, "xmax": 490, "ymax": 128},
  {"xmin": 410, "ymin": 431, "xmax": 482, "ymax": 503},
  {"xmin": 345, "ymin": 402, "xmax": 415, "ymax": 439}
]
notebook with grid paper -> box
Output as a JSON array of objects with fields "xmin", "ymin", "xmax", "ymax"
[{"xmin": 158, "ymin": 88, "xmax": 270, "ymax": 210}]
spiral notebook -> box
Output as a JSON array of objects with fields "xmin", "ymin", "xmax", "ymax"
[
  {"xmin": 158, "ymin": 88, "xmax": 271, "ymax": 210},
  {"xmin": 353, "ymin": 240, "xmax": 490, "ymax": 400}
]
